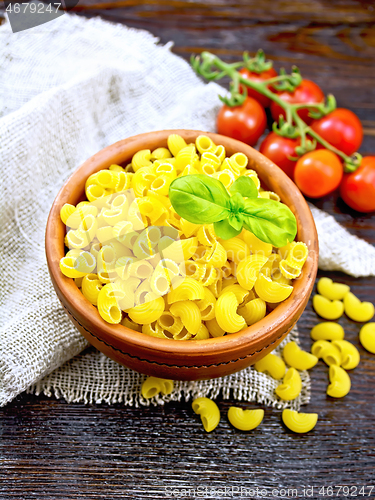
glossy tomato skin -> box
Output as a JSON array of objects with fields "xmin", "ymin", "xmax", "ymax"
[
  {"xmin": 340, "ymin": 157, "xmax": 375, "ymax": 213},
  {"xmin": 294, "ymin": 149, "xmax": 343, "ymax": 198},
  {"xmin": 259, "ymin": 132, "xmax": 299, "ymax": 179},
  {"xmin": 270, "ymin": 79, "xmax": 324, "ymax": 124},
  {"xmin": 239, "ymin": 67, "xmax": 278, "ymax": 107},
  {"xmin": 217, "ymin": 97, "xmax": 267, "ymax": 146},
  {"xmin": 311, "ymin": 108, "xmax": 363, "ymax": 156}
]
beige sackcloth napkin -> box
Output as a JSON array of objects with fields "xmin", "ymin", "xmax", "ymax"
[{"xmin": 1, "ymin": 14, "xmax": 374, "ymax": 409}]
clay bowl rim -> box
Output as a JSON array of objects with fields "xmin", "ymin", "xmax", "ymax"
[{"xmin": 46, "ymin": 129, "xmax": 318, "ymax": 358}]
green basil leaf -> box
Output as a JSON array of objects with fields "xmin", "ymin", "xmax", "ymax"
[
  {"xmin": 230, "ymin": 176, "xmax": 258, "ymax": 199},
  {"xmin": 229, "ymin": 192, "xmax": 245, "ymax": 212},
  {"xmin": 242, "ymin": 198, "xmax": 297, "ymax": 247},
  {"xmin": 214, "ymin": 219, "xmax": 242, "ymax": 240},
  {"xmin": 169, "ymin": 174, "xmax": 230, "ymax": 224},
  {"xmin": 229, "ymin": 212, "xmax": 243, "ymax": 231}
]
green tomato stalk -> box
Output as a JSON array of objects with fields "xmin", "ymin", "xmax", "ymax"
[{"xmin": 191, "ymin": 50, "xmax": 361, "ymax": 172}]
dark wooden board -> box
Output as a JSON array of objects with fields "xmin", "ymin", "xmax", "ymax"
[{"xmin": 1, "ymin": 1, "xmax": 375, "ymax": 498}]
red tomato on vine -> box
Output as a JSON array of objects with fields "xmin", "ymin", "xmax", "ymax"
[
  {"xmin": 311, "ymin": 108, "xmax": 363, "ymax": 156},
  {"xmin": 259, "ymin": 132, "xmax": 300, "ymax": 179},
  {"xmin": 340, "ymin": 157, "xmax": 375, "ymax": 213},
  {"xmin": 239, "ymin": 67, "xmax": 278, "ymax": 107},
  {"xmin": 270, "ymin": 79, "xmax": 324, "ymax": 124},
  {"xmin": 294, "ymin": 149, "xmax": 343, "ymax": 198},
  {"xmin": 217, "ymin": 97, "xmax": 267, "ymax": 146}
]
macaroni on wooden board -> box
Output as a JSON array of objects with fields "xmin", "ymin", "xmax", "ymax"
[
  {"xmin": 227, "ymin": 407, "xmax": 264, "ymax": 431},
  {"xmin": 192, "ymin": 398, "xmax": 220, "ymax": 433},
  {"xmin": 359, "ymin": 323, "xmax": 375, "ymax": 353},
  {"xmin": 282, "ymin": 410, "xmax": 318, "ymax": 434},
  {"xmin": 327, "ymin": 365, "xmax": 351, "ymax": 398},
  {"xmin": 310, "ymin": 322, "xmax": 345, "ymax": 341},
  {"xmin": 313, "ymin": 294, "xmax": 345, "ymax": 320}
]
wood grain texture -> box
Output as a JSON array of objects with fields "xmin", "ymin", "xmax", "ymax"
[
  {"xmin": 65, "ymin": 0, "xmax": 375, "ymax": 151},
  {"xmin": 1, "ymin": 1, "xmax": 375, "ymax": 498}
]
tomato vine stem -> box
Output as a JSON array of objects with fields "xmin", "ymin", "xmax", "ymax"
[{"xmin": 191, "ymin": 51, "xmax": 361, "ymax": 172}]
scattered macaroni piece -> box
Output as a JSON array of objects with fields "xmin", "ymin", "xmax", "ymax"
[
  {"xmin": 192, "ymin": 397, "xmax": 220, "ymax": 432},
  {"xmin": 141, "ymin": 376, "xmax": 174, "ymax": 399},
  {"xmin": 359, "ymin": 323, "xmax": 375, "ymax": 353},
  {"xmin": 275, "ymin": 367, "xmax": 302, "ymax": 401},
  {"xmin": 317, "ymin": 277, "xmax": 350, "ymax": 301},
  {"xmin": 327, "ymin": 365, "xmax": 351, "ymax": 398},
  {"xmin": 227, "ymin": 407, "xmax": 264, "ymax": 431},
  {"xmin": 312, "ymin": 294, "xmax": 344, "ymax": 320},
  {"xmin": 254, "ymin": 353, "xmax": 286, "ymax": 380},
  {"xmin": 343, "ymin": 292, "xmax": 375, "ymax": 323},
  {"xmin": 331, "ymin": 340, "xmax": 360, "ymax": 370},
  {"xmin": 282, "ymin": 409, "xmax": 318, "ymax": 434},
  {"xmin": 310, "ymin": 322, "xmax": 345, "ymax": 341},
  {"xmin": 283, "ymin": 341, "xmax": 318, "ymax": 371},
  {"xmin": 311, "ymin": 340, "xmax": 341, "ymax": 366}
]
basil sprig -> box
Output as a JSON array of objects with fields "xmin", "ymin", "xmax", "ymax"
[{"xmin": 169, "ymin": 174, "xmax": 297, "ymax": 247}]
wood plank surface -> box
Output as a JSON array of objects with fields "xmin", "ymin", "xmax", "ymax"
[{"xmin": 1, "ymin": 1, "xmax": 375, "ymax": 498}]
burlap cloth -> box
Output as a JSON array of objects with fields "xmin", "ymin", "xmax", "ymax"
[{"xmin": 1, "ymin": 14, "xmax": 374, "ymax": 408}]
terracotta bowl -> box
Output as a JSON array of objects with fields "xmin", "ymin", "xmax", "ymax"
[{"xmin": 46, "ymin": 129, "xmax": 318, "ymax": 381}]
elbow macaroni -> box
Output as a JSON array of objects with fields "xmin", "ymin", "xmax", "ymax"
[
  {"xmin": 169, "ymin": 301, "xmax": 201, "ymax": 335},
  {"xmin": 275, "ymin": 368, "xmax": 302, "ymax": 401},
  {"xmin": 313, "ymin": 294, "xmax": 344, "ymax": 320},
  {"xmin": 236, "ymin": 255, "xmax": 268, "ymax": 290},
  {"xmin": 254, "ymin": 353, "xmax": 286, "ymax": 380},
  {"xmin": 311, "ymin": 340, "xmax": 341, "ymax": 366},
  {"xmin": 343, "ymin": 292, "xmax": 375, "ymax": 323},
  {"xmin": 254, "ymin": 273, "xmax": 293, "ymax": 303},
  {"xmin": 227, "ymin": 407, "xmax": 264, "ymax": 431},
  {"xmin": 141, "ymin": 376, "xmax": 174, "ymax": 399},
  {"xmin": 327, "ymin": 365, "xmax": 351, "ymax": 398},
  {"xmin": 238, "ymin": 298, "xmax": 266, "ymax": 326},
  {"xmin": 127, "ymin": 296, "xmax": 165, "ymax": 324},
  {"xmin": 283, "ymin": 341, "xmax": 318, "ymax": 371},
  {"xmin": 317, "ymin": 277, "xmax": 350, "ymax": 301},
  {"xmin": 282, "ymin": 409, "xmax": 318, "ymax": 434},
  {"xmin": 331, "ymin": 340, "xmax": 360, "ymax": 370},
  {"xmin": 192, "ymin": 397, "xmax": 220, "ymax": 432},
  {"xmin": 359, "ymin": 323, "xmax": 375, "ymax": 353},
  {"xmin": 310, "ymin": 322, "xmax": 345, "ymax": 341},
  {"xmin": 59, "ymin": 133, "xmax": 309, "ymax": 336},
  {"xmin": 215, "ymin": 292, "xmax": 246, "ymax": 333}
]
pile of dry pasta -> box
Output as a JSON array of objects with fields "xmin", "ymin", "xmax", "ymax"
[{"xmin": 59, "ymin": 134, "xmax": 308, "ymax": 339}]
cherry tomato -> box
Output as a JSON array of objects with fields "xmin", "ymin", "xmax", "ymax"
[
  {"xmin": 294, "ymin": 149, "xmax": 343, "ymax": 198},
  {"xmin": 340, "ymin": 157, "xmax": 375, "ymax": 213},
  {"xmin": 311, "ymin": 108, "xmax": 363, "ymax": 156},
  {"xmin": 270, "ymin": 79, "xmax": 324, "ymax": 124},
  {"xmin": 259, "ymin": 132, "xmax": 300, "ymax": 179},
  {"xmin": 217, "ymin": 97, "xmax": 267, "ymax": 146},
  {"xmin": 239, "ymin": 67, "xmax": 278, "ymax": 107}
]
